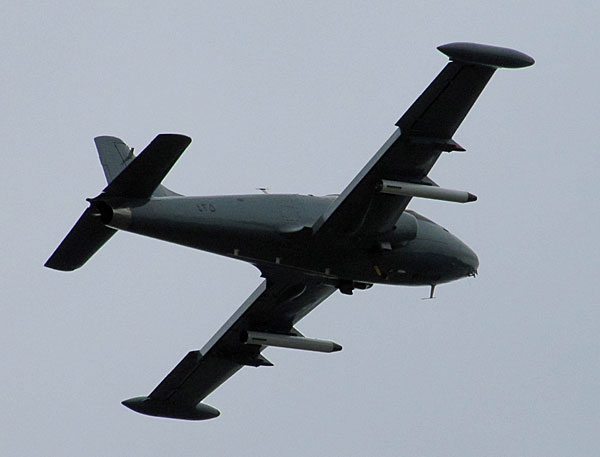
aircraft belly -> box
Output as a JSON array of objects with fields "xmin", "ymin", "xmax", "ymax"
[
  {"xmin": 107, "ymin": 196, "xmax": 325, "ymax": 262},
  {"xmin": 128, "ymin": 218, "xmax": 284, "ymax": 258},
  {"xmin": 113, "ymin": 204, "xmax": 288, "ymax": 263},
  {"xmin": 104, "ymin": 197, "xmax": 476, "ymax": 286},
  {"xmin": 299, "ymin": 249, "xmax": 462, "ymax": 286}
]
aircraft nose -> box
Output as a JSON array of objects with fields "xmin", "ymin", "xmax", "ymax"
[{"xmin": 460, "ymin": 242, "xmax": 479, "ymax": 275}]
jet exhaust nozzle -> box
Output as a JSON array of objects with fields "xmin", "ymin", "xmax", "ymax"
[{"xmin": 88, "ymin": 199, "xmax": 132, "ymax": 229}]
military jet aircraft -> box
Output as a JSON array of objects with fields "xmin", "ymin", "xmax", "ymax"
[{"xmin": 45, "ymin": 42, "xmax": 533, "ymax": 420}]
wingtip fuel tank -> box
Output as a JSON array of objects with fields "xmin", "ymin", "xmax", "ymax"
[
  {"xmin": 438, "ymin": 42, "xmax": 535, "ymax": 68},
  {"xmin": 121, "ymin": 396, "xmax": 220, "ymax": 420}
]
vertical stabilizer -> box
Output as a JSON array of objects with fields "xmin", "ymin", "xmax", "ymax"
[
  {"xmin": 94, "ymin": 136, "xmax": 135, "ymax": 184},
  {"xmin": 95, "ymin": 135, "xmax": 184, "ymax": 197}
]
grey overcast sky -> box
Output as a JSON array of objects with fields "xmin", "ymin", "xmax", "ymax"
[{"xmin": 3, "ymin": 1, "xmax": 599, "ymax": 456}]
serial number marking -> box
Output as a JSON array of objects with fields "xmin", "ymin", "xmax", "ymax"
[{"xmin": 196, "ymin": 203, "xmax": 216, "ymax": 213}]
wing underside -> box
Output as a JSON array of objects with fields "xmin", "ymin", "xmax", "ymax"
[
  {"xmin": 312, "ymin": 43, "xmax": 533, "ymax": 237},
  {"xmin": 122, "ymin": 272, "xmax": 337, "ymax": 420}
]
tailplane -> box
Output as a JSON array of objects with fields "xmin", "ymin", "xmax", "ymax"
[
  {"xmin": 45, "ymin": 134, "xmax": 191, "ymax": 271},
  {"xmin": 95, "ymin": 136, "xmax": 183, "ymax": 197}
]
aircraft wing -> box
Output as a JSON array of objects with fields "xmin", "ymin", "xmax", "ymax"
[
  {"xmin": 312, "ymin": 42, "xmax": 534, "ymax": 236},
  {"xmin": 122, "ymin": 271, "xmax": 337, "ymax": 420}
]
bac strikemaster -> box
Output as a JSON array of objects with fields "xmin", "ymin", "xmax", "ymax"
[{"xmin": 46, "ymin": 43, "xmax": 534, "ymax": 420}]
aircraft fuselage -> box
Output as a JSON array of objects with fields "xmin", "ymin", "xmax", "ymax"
[{"xmin": 99, "ymin": 194, "xmax": 479, "ymax": 288}]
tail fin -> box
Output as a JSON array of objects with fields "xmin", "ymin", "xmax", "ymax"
[
  {"xmin": 94, "ymin": 136, "xmax": 135, "ymax": 184},
  {"xmin": 45, "ymin": 134, "xmax": 191, "ymax": 271},
  {"xmin": 95, "ymin": 135, "xmax": 184, "ymax": 197}
]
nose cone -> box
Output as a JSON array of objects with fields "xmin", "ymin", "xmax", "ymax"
[{"xmin": 460, "ymin": 242, "xmax": 479, "ymax": 276}]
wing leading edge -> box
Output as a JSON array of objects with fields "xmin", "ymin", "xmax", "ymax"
[
  {"xmin": 312, "ymin": 42, "xmax": 534, "ymax": 237},
  {"xmin": 122, "ymin": 272, "xmax": 337, "ymax": 420}
]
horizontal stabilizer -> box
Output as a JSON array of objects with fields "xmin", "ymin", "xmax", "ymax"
[
  {"xmin": 103, "ymin": 134, "xmax": 191, "ymax": 199},
  {"xmin": 45, "ymin": 133, "xmax": 191, "ymax": 272},
  {"xmin": 44, "ymin": 208, "xmax": 116, "ymax": 271}
]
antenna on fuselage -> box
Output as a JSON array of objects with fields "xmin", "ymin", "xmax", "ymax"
[{"xmin": 422, "ymin": 284, "xmax": 436, "ymax": 300}]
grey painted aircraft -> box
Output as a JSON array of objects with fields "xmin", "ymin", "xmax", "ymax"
[{"xmin": 46, "ymin": 43, "xmax": 534, "ymax": 420}]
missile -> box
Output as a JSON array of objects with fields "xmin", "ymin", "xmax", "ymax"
[
  {"xmin": 378, "ymin": 179, "xmax": 477, "ymax": 203},
  {"xmin": 244, "ymin": 331, "xmax": 342, "ymax": 353}
]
